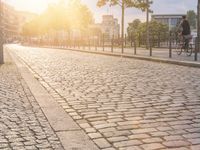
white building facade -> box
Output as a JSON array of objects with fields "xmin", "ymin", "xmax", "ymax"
[
  {"xmin": 96, "ymin": 15, "xmax": 120, "ymax": 40},
  {"xmin": 152, "ymin": 14, "xmax": 185, "ymax": 30}
]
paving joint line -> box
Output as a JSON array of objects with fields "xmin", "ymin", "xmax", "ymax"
[{"xmin": 56, "ymin": 129, "xmax": 82, "ymax": 132}]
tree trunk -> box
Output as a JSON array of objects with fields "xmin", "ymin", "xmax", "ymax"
[
  {"xmin": 198, "ymin": 0, "xmax": 200, "ymax": 52},
  {"xmin": 0, "ymin": 0, "xmax": 4, "ymax": 64},
  {"xmin": 121, "ymin": 0, "xmax": 125, "ymax": 53},
  {"xmin": 146, "ymin": 0, "xmax": 150, "ymax": 50}
]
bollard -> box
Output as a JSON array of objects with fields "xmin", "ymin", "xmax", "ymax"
[
  {"xmin": 78, "ymin": 39, "xmax": 80, "ymax": 49},
  {"xmin": 195, "ymin": 37, "xmax": 198, "ymax": 61},
  {"xmin": 111, "ymin": 35, "xmax": 114, "ymax": 52},
  {"xmin": 69, "ymin": 40, "xmax": 71, "ymax": 48},
  {"xmin": 83, "ymin": 41, "xmax": 85, "ymax": 50},
  {"xmin": 95, "ymin": 38, "xmax": 97, "ymax": 50},
  {"xmin": 152, "ymin": 35, "xmax": 155, "ymax": 48},
  {"xmin": 158, "ymin": 33, "xmax": 161, "ymax": 48},
  {"xmin": 125, "ymin": 34, "xmax": 127, "ymax": 48},
  {"xmin": 150, "ymin": 45, "xmax": 152, "ymax": 56},
  {"xmin": 138, "ymin": 33, "xmax": 141, "ymax": 47},
  {"xmin": 95, "ymin": 40, "xmax": 97, "ymax": 51},
  {"xmin": 169, "ymin": 31, "xmax": 172, "ymax": 58},
  {"xmin": 0, "ymin": 30, "xmax": 3, "ymax": 64},
  {"xmin": 0, "ymin": 44, "xmax": 3, "ymax": 64},
  {"xmin": 102, "ymin": 34, "xmax": 105, "ymax": 51},
  {"xmin": 134, "ymin": 38, "xmax": 137, "ymax": 55},
  {"xmin": 88, "ymin": 38, "xmax": 91, "ymax": 50},
  {"xmin": 131, "ymin": 33, "xmax": 133, "ymax": 47},
  {"xmin": 149, "ymin": 38, "xmax": 152, "ymax": 56}
]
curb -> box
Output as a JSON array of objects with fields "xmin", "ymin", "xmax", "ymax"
[{"xmin": 42, "ymin": 46, "xmax": 200, "ymax": 68}]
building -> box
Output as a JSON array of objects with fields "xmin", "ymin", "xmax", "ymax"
[
  {"xmin": 0, "ymin": 2, "xmax": 19, "ymax": 41},
  {"xmin": 151, "ymin": 14, "xmax": 185, "ymax": 30},
  {"xmin": 0, "ymin": 2, "xmax": 36, "ymax": 42},
  {"xmin": 17, "ymin": 11, "xmax": 37, "ymax": 35},
  {"xmin": 95, "ymin": 15, "xmax": 120, "ymax": 40}
]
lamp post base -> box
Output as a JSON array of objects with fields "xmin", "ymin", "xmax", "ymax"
[{"xmin": 0, "ymin": 44, "xmax": 4, "ymax": 64}]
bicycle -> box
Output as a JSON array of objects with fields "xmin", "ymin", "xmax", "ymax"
[{"xmin": 175, "ymin": 34, "xmax": 193, "ymax": 56}]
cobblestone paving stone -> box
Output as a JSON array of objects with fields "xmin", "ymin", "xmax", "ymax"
[
  {"xmin": 0, "ymin": 51, "xmax": 64, "ymax": 150},
  {"xmin": 9, "ymin": 45, "xmax": 200, "ymax": 150}
]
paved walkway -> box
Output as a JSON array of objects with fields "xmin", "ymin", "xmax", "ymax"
[
  {"xmin": 8, "ymin": 44, "xmax": 200, "ymax": 150},
  {"xmin": 48, "ymin": 45, "xmax": 200, "ymax": 63},
  {"xmin": 0, "ymin": 51, "xmax": 64, "ymax": 149}
]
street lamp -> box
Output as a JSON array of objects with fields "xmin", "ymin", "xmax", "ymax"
[{"xmin": 0, "ymin": 0, "xmax": 4, "ymax": 64}]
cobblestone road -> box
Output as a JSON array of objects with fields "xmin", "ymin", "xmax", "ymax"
[
  {"xmin": 9, "ymin": 45, "xmax": 200, "ymax": 150},
  {"xmin": 0, "ymin": 51, "xmax": 64, "ymax": 150}
]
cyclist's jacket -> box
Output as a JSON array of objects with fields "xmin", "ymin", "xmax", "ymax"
[{"xmin": 181, "ymin": 20, "xmax": 191, "ymax": 35}]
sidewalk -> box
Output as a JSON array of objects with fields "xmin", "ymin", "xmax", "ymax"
[
  {"xmin": 45, "ymin": 45, "xmax": 200, "ymax": 68},
  {"xmin": 0, "ymin": 52, "xmax": 64, "ymax": 149},
  {"xmin": 0, "ymin": 50, "xmax": 99, "ymax": 150}
]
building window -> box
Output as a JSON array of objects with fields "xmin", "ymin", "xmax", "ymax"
[
  {"xmin": 106, "ymin": 29, "xmax": 109, "ymax": 33},
  {"xmin": 171, "ymin": 18, "xmax": 178, "ymax": 26}
]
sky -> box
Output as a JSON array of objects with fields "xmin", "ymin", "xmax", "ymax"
[{"xmin": 7, "ymin": 0, "xmax": 198, "ymax": 29}]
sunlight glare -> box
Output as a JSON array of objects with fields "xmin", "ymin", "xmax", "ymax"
[{"xmin": 8, "ymin": 0, "xmax": 59, "ymax": 13}]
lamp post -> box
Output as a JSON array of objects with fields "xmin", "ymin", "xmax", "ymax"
[{"xmin": 0, "ymin": 0, "xmax": 4, "ymax": 64}]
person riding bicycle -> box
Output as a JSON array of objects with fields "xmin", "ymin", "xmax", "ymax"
[{"xmin": 177, "ymin": 15, "xmax": 191, "ymax": 48}]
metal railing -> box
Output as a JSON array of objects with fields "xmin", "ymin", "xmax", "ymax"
[{"xmin": 22, "ymin": 31, "xmax": 199, "ymax": 62}]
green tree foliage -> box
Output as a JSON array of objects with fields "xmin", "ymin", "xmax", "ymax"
[
  {"xmin": 22, "ymin": 0, "xmax": 93, "ymax": 37},
  {"xmin": 97, "ymin": 0, "xmax": 148, "ymax": 51},
  {"xmin": 187, "ymin": 10, "xmax": 197, "ymax": 29},
  {"xmin": 138, "ymin": 20, "xmax": 168, "ymax": 35},
  {"xmin": 97, "ymin": 0, "xmax": 147, "ymax": 9},
  {"xmin": 127, "ymin": 19, "xmax": 168, "ymax": 45},
  {"xmin": 127, "ymin": 19, "xmax": 141, "ymax": 38}
]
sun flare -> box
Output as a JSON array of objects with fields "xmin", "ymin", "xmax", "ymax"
[{"xmin": 8, "ymin": 0, "xmax": 58, "ymax": 13}]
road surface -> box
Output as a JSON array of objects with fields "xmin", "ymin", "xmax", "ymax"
[{"xmin": 8, "ymin": 44, "xmax": 200, "ymax": 150}]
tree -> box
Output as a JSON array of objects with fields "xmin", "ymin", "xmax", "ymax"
[
  {"xmin": 187, "ymin": 10, "xmax": 197, "ymax": 29},
  {"xmin": 22, "ymin": 0, "xmax": 93, "ymax": 38},
  {"xmin": 97, "ymin": 0, "xmax": 147, "ymax": 53},
  {"xmin": 22, "ymin": 16, "xmax": 43, "ymax": 37},
  {"xmin": 133, "ymin": 20, "xmax": 168, "ymax": 47},
  {"xmin": 127, "ymin": 19, "xmax": 141, "ymax": 40}
]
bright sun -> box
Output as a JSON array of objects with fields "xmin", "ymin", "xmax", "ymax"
[{"xmin": 8, "ymin": 0, "xmax": 58, "ymax": 13}]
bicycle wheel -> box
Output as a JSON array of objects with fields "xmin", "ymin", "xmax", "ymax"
[
  {"xmin": 185, "ymin": 44, "xmax": 193, "ymax": 56},
  {"xmin": 175, "ymin": 43, "xmax": 182, "ymax": 55}
]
